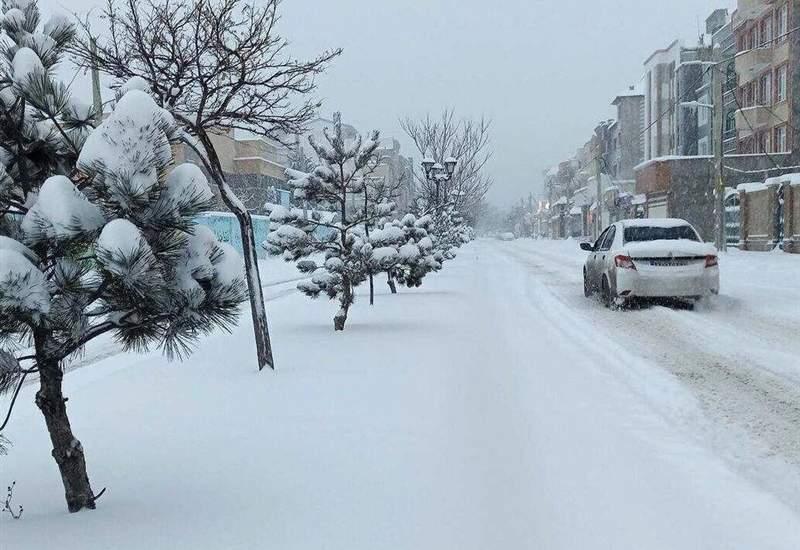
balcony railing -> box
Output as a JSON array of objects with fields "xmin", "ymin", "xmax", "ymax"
[
  {"xmin": 735, "ymin": 106, "xmax": 773, "ymax": 135},
  {"xmin": 735, "ymin": 46, "xmax": 773, "ymax": 83},
  {"xmin": 736, "ymin": 0, "xmax": 775, "ymax": 23}
]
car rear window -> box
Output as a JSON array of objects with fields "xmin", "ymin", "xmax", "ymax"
[{"xmin": 623, "ymin": 225, "xmax": 699, "ymax": 243}]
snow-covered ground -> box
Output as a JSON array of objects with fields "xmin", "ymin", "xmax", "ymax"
[{"xmin": 2, "ymin": 240, "xmax": 800, "ymax": 549}]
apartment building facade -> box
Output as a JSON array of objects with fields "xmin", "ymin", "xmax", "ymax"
[
  {"xmin": 733, "ymin": 0, "xmax": 795, "ymax": 155},
  {"xmin": 696, "ymin": 9, "xmax": 738, "ymax": 156},
  {"xmin": 610, "ymin": 86, "xmax": 645, "ymax": 180},
  {"xmin": 643, "ymin": 39, "xmax": 715, "ymax": 159}
]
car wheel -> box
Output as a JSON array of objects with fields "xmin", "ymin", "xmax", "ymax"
[
  {"xmin": 583, "ymin": 269, "xmax": 593, "ymax": 297},
  {"xmin": 601, "ymin": 275, "xmax": 620, "ymax": 310}
]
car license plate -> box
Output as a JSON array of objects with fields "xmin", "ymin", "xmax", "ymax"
[{"xmin": 650, "ymin": 259, "xmax": 688, "ymax": 267}]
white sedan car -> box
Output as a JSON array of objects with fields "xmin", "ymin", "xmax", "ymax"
[{"xmin": 580, "ymin": 218, "xmax": 719, "ymax": 308}]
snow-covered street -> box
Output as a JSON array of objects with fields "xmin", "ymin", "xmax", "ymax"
[{"xmin": 3, "ymin": 240, "xmax": 800, "ymax": 549}]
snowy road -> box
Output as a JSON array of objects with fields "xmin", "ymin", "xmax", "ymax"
[
  {"xmin": 3, "ymin": 239, "xmax": 800, "ymax": 549},
  {"xmin": 494, "ymin": 238, "xmax": 800, "ymax": 511}
]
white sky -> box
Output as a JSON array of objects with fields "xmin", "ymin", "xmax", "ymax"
[{"xmin": 42, "ymin": 0, "xmax": 738, "ymax": 207}]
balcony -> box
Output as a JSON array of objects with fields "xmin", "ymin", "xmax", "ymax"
[
  {"xmin": 736, "ymin": 0, "xmax": 775, "ymax": 22},
  {"xmin": 735, "ymin": 106, "xmax": 773, "ymax": 136},
  {"xmin": 735, "ymin": 46, "xmax": 773, "ymax": 82}
]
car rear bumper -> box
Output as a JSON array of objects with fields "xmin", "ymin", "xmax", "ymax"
[{"xmin": 616, "ymin": 267, "xmax": 719, "ymax": 298}]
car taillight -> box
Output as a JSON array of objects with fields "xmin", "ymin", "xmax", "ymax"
[
  {"xmin": 705, "ymin": 255, "xmax": 718, "ymax": 268},
  {"xmin": 614, "ymin": 255, "xmax": 636, "ymax": 270}
]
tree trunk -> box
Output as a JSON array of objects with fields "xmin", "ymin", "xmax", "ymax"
[
  {"xmin": 387, "ymin": 271, "xmax": 397, "ymax": 294},
  {"xmin": 236, "ymin": 210, "xmax": 275, "ymax": 370},
  {"xmin": 34, "ymin": 332, "xmax": 96, "ymax": 513},
  {"xmin": 369, "ymin": 273, "xmax": 375, "ymax": 305},
  {"xmin": 334, "ymin": 280, "xmax": 353, "ymax": 331},
  {"xmin": 192, "ymin": 131, "xmax": 275, "ymax": 371}
]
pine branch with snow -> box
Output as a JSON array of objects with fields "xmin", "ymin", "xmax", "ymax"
[{"xmin": 0, "ymin": 1, "xmax": 247, "ymax": 512}]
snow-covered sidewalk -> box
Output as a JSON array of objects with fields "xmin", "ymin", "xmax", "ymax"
[{"xmin": 2, "ymin": 240, "xmax": 799, "ymax": 549}]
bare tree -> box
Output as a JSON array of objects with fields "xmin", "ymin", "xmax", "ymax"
[
  {"xmin": 71, "ymin": 0, "xmax": 342, "ymax": 370},
  {"xmin": 400, "ymin": 110, "xmax": 493, "ymax": 219}
]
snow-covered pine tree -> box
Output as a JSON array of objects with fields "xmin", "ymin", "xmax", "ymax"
[
  {"xmin": 369, "ymin": 213, "xmax": 440, "ymax": 293},
  {"xmin": 265, "ymin": 113, "xmax": 393, "ymax": 330},
  {"xmin": 0, "ymin": 3, "xmax": 246, "ymax": 511},
  {"xmin": 74, "ymin": 0, "xmax": 343, "ymax": 371},
  {"xmin": 429, "ymin": 205, "xmax": 469, "ymax": 261}
]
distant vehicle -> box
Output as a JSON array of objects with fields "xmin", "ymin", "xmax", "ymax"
[
  {"xmin": 499, "ymin": 232, "xmax": 516, "ymax": 241},
  {"xmin": 580, "ymin": 219, "xmax": 719, "ymax": 308}
]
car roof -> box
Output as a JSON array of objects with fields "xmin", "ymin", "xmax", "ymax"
[{"xmin": 619, "ymin": 218, "xmax": 691, "ymax": 228}]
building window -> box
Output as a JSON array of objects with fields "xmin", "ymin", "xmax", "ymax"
[
  {"xmin": 776, "ymin": 4, "xmax": 788, "ymax": 40},
  {"xmin": 775, "ymin": 125, "xmax": 787, "ymax": 152},
  {"xmin": 698, "ymin": 137, "xmax": 710, "ymax": 155},
  {"xmin": 748, "ymin": 25, "xmax": 758, "ymax": 49},
  {"xmin": 725, "ymin": 109, "xmax": 736, "ymax": 133},
  {"xmin": 760, "ymin": 16, "xmax": 773, "ymax": 46},
  {"xmin": 776, "ymin": 65, "xmax": 788, "ymax": 102},
  {"xmin": 698, "ymin": 93, "xmax": 710, "ymax": 125},
  {"xmin": 725, "ymin": 62, "xmax": 738, "ymax": 90},
  {"xmin": 758, "ymin": 131, "xmax": 771, "ymax": 153},
  {"xmin": 759, "ymin": 73, "xmax": 772, "ymax": 105}
]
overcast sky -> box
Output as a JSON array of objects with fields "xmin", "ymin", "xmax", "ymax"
[{"xmin": 44, "ymin": 0, "xmax": 737, "ymax": 207}]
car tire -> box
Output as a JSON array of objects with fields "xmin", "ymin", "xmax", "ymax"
[
  {"xmin": 601, "ymin": 275, "xmax": 620, "ymax": 310},
  {"xmin": 583, "ymin": 269, "xmax": 593, "ymax": 297}
]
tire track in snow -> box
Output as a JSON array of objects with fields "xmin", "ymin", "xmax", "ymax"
[{"xmin": 495, "ymin": 240, "xmax": 800, "ymax": 513}]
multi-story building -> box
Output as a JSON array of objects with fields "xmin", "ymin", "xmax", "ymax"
[
  {"xmin": 372, "ymin": 137, "xmax": 415, "ymax": 212},
  {"xmin": 610, "ymin": 86, "xmax": 645, "ymax": 180},
  {"xmin": 704, "ymin": 9, "xmax": 740, "ymax": 155},
  {"xmin": 643, "ymin": 39, "xmax": 714, "ymax": 159},
  {"xmin": 173, "ymin": 129, "xmax": 290, "ymax": 213},
  {"xmin": 694, "ymin": 9, "xmax": 737, "ymax": 156},
  {"xmin": 733, "ymin": 0, "xmax": 795, "ymax": 155}
]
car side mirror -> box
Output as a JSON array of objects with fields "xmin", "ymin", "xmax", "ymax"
[{"xmin": 579, "ymin": 242, "xmax": 594, "ymax": 252}]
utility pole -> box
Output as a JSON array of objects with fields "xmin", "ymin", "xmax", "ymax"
[{"xmin": 712, "ymin": 56, "xmax": 727, "ymax": 252}]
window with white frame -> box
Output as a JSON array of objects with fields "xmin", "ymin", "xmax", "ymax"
[
  {"xmin": 759, "ymin": 73, "xmax": 772, "ymax": 105},
  {"xmin": 776, "ymin": 65, "xmax": 788, "ymax": 102},
  {"xmin": 776, "ymin": 4, "xmax": 788, "ymax": 40},
  {"xmin": 698, "ymin": 136, "xmax": 710, "ymax": 155},
  {"xmin": 759, "ymin": 131, "xmax": 771, "ymax": 153},
  {"xmin": 775, "ymin": 125, "xmax": 787, "ymax": 152},
  {"xmin": 698, "ymin": 94, "xmax": 710, "ymax": 125},
  {"xmin": 760, "ymin": 15, "xmax": 773, "ymax": 45}
]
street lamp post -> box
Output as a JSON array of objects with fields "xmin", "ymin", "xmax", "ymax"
[{"xmin": 422, "ymin": 154, "xmax": 458, "ymax": 207}]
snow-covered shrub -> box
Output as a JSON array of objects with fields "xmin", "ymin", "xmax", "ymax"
[
  {"xmin": 0, "ymin": 0, "xmax": 246, "ymax": 513},
  {"xmin": 369, "ymin": 213, "xmax": 441, "ymax": 291},
  {"xmin": 265, "ymin": 113, "xmax": 388, "ymax": 330}
]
